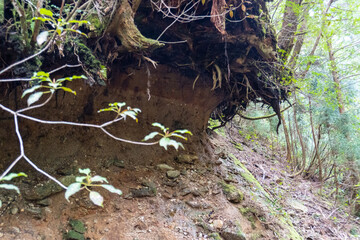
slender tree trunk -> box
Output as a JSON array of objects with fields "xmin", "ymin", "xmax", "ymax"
[
  {"xmin": 281, "ymin": 113, "xmax": 292, "ymax": 165},
  {"xmin": 299, "ymin": 0, "xmax": 334, "ymax": 79},
  {"xmin": 289, "ymin": 91, "xmax": 307, "ymax": 177},
  {"xmin": 278, "ymin": 0, "xmax": 303, "ymax": 61},
  {"xmin": 326, "ymin": 37, "xmax": 345, "ymax": 114},
  {"xmin": 309, "ymin": 98, "xmax": 322, "ymax": 193}
]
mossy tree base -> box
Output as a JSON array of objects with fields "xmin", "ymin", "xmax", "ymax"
[{"xmin": 106, "ymin": 0, "xmax": 164, "ymax": 53}]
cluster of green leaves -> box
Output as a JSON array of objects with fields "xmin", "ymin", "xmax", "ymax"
[
  {"xmin": 22, "ymin": 71, "xmax": 86, "ymax": 106},
  {"xmin": 143, "ymin": 123, "xmax": 192, "ymax": 150},
  {"xmin": 33, "ymin": 8, "xmax": 89, "ymax": 39},
  {"xmin": 98, "ymin": 102, "xmax": 141, "ymax": 121},
  {"xmin": 65, "ymin": 169, "xmax": 122, "ymax": 207},
  {"xmin": 0, "ymin": 172, "xmax": 27, "ymax": 207}
]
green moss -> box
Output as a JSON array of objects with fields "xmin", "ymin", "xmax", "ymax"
[
  {"xmin": 229, "ymin": 154, "xmax": 303, "ymax": 240},
  {"xmin": 238, "ymin": 207, "xmax": 256, "ymax": 229},
  {"xmin": 220, "ymin": 181, "xmax": 244, "ymax": 203},
  {"xmin": 209, "ymin": 232, "xmax": 223, "ymax": 240},
  {"xmin": 69, "ymin": 219, "xmax": 86, "ymax": 234},
  {"xmin": 65, "ymin": 39, "xmax": 105, "ymax": 86}
]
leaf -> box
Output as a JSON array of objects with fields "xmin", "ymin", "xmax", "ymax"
[
  {"xmin": 35, "ymin": 71, "xmax": 50, "ymax": 77},
  {"xmin": 36, "ymin": 31, "xmax": 49, "ymax": 46},
  {"xmin": 75, "ymin": 176, "xmax": 86, "ymax": 183},
  {"xmin": 79, "ymin": 168, "xmax": 91, "ymax": 175},
  {"xmin": 241, "ymin": 4, "xmax": 246, "ymax": 12},
  {"xmin": 173, "ymin": 129, "xmax": 193, "ymax": 135},
  {"xmin": 101, "ymin": 184, "xmax": 122, "ymax": 195},
  {"xmin": 201, "ymin": 0, "xmax": 206, "ymax": 5},
  {"xmin": 65, "ymin": 183, "xmax": 82, "ymax": 201},
  {"xmin": 169, "ymin": 133, "xmax": 188, "ymax": 140},
  {"xmin": 159, "ymin": 137, "xmax": 184, "ymax": 150},
  {"xmin": 159, "ymin": 137, "xmax": 171, "ymax": 150},
  {"xmin": 143, "ymin": 132, "xmax": 159, "ymax": 141},
  {"xmin": 32, "ymin": 17, "xmax": 52, "ymax": 22},
  {"xmin": 89, "ymin": 191, "xmax": 103, "ymax": 207},
  {"xmin": 27, "ymin": 92, "xmax": 44, "ymax": 106},
  {"xmin": 22, "ymin": 85, "xmax": 42, "ymax": 98},
  {"xmin": 60, "ymin": 87, "xmax": 76, "ymax": 95},
  {"xmin": 0, "ymin": 184, "xmax": 20, "ymax": 194},
  {"xmin": 90, "ymin": 175, "xmax": 108, "ymax": 183},
  {"xmin": 68, "ymin": 20, "xmax": 90, "ymax": 25},
  {"xmin": 39, "ymin": 8, "xmax": 53, "ymax": 17},
  {"xmin": 229, "ymin": 10, "xmax": 234, "ymax": 18},
  {"xmin": 0, "ymin": 172, "xmax": 27, "ymax": 181},
  {"xmin": 152, "ymin": 123, "xmax": 166, "ymax": 131}
]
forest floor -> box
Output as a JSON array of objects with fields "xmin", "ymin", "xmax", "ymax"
[{"xmin": 0, "ymin": 120, "xmax": 359, "ymax": 240}]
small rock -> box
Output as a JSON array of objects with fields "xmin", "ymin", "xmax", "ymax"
[
  {"xmin": 23, "ymin": 175, "xmax": 75, "ymax": 201},
  {"xmin": 37, "ymin": 198, "xmax": 51, "ymax": 206},
  {"xmin": 220, "ymin": 230, "xmax": 246, "ymax": 240},
  {"xmin": 176, "ymin": 154, "xmax": 198, "ymax": 164},
  {"xmin": 156, "ymin": 164, "xmax": 174, "ymax": 171},
  {"xmin": 10, "ymin": 207, "xmax": 18, "ymax": 215},
  {"xmin": 167, "ymin": 170, "xmax": 181, "ymax": 179},
  {"xmin": 69, "ymin": 219, "xmax": 86, "ymax": 234},
  {"xmin": 212, "ymin": 219, "xmax": 224, "ymax": 229},
  {"xmin": 25, "ymin": 207, "xmax": 43, "ymax": 219},
  {"xmin": 220, "ymin": 182, "xmax": 244, "ymax": 203},
  {"xmin": 180, "ymin": 188, "xmax": 192, "ymax": 196},
  {"xmin": 0, "ymin": 232, "xmax": 3, "ymax": 237},
  {"xmin": 113, "ymin": 158, "xmax": 125, "ymax": 168},
  {"xmin": 64, "ymin": 230, "xmax": 84, "ymax": 240},
  {"xmin": 186, "ymin": 201, "xmax": 202, "ymax": 209},
  {"xmin": 215, "ymin": 159, "xmax": 223, "ymax": 165},
  {"xmin": 130, "ymin": 183, "xmax": 157, "ymax": 198}
]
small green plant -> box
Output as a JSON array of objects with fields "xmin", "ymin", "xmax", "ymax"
[
  {"xmin": 98, "ymin": 102, "xmax": 141, "ymax": 121},
  {"xmin": 143, "ymin": 123, "xmax": 192, "ymax": 150},
  {"xmin": 33, "ymin": 8, "xmax": 90, "ymax": 38},
  {"xmin": 22, "ymin": 71, "xmax": 85, "ymax": 106},
  {"xmin": 0, "ymin": 172, "xmax": 27, "ymax": 207},
  {"xmin": 65, "ymin": 168, "xmax": 122, "ymax": 207}
]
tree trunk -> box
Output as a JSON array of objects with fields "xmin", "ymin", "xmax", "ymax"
[{"xmin": 326, "ymin": 37, "xmax": 345, "ymax": 114}]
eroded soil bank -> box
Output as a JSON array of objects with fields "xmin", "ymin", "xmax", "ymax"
[{"xmin": 0, "ymin": 66, "xmax": 359, "ymax": 239}]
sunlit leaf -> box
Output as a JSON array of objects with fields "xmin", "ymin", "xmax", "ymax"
[
  {"xmin": 169, "ymin": 133, "xmax": 187, "ymax": 140},
  {"xmin": 201, "ymin": 0, "xmax": 206, "ymax": 5},
  {"xmin": 152, "ymin": 123, "xmax": 167, "ymax": 131},
  {"xmin": 60, "ymin": 87, "xmax": 76, "ymax": 95},
  {"xmin": 241, "ymin": 4, "xmax": 246, "ymax": 12},
  {"xmin": 65, "ymin": 183, "xmax": 82, "ymax": 201},
  {"xmin": 89, "ymin": 191, "xmax": 103, "ymax": 207},
  {"xmin": 79, "ymin": 168, "xmax": 91, "ymax": 175},
  {"xmin": 173, "ymin": 129, "xmax": 193, "ymax": 135},
  {"xmin": 90, "ymin": 175, "xmax": 108, "ymax": 183},
  {"xmin": 229, "ymin": 10, "xmax": 234, "ymax": 18},
  {"xmin": 75, "ymin": 176, "xmax": 86, "ymax": 183},
  {"xmin": 22, "ymin": 85, "xmax": 42, "ymax": 98},
  {"xmin": 27, "ymin": 92, "xmax": 44, "ymax": 106},
  {"xmin": 32, "ymin": 17, "xmax": 52, "ymax": 22},
  {"xmin": 0, "ymin": 184, "xmax": 20, "ymax": 194},
  {"xmin": 101, "ymin": 184, "xmax": 122, "ymax": 195},
  {"xmin": 39, "ymin": 8, "xmax": 53, "ymax": 17},
  {"xmin": 0, "ymin": 172, "xmax": 27, "ymax": 181},
  {"xmin": 143, "ymin": 132, "xmax": 160, "ymax": 141},
  {"xmin": 36, "ymin": 31, "xmax": 49, "ymax": 46},
  {"xmin": 159, "ymin": 137, "xmax": 171, "ymax": 150},
  {"xmin": 68, "ymin": 20, "xmax": 90, "ymax": 25}
]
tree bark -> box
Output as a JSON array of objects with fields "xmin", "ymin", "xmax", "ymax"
[{"xmin": 326, "ymin": 37, "xmax": 345, "ymax": 114}]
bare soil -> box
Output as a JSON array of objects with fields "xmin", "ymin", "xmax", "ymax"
[{"xmin": 0, "ymin": 67, "xmax": 359, "ymax": 240}]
